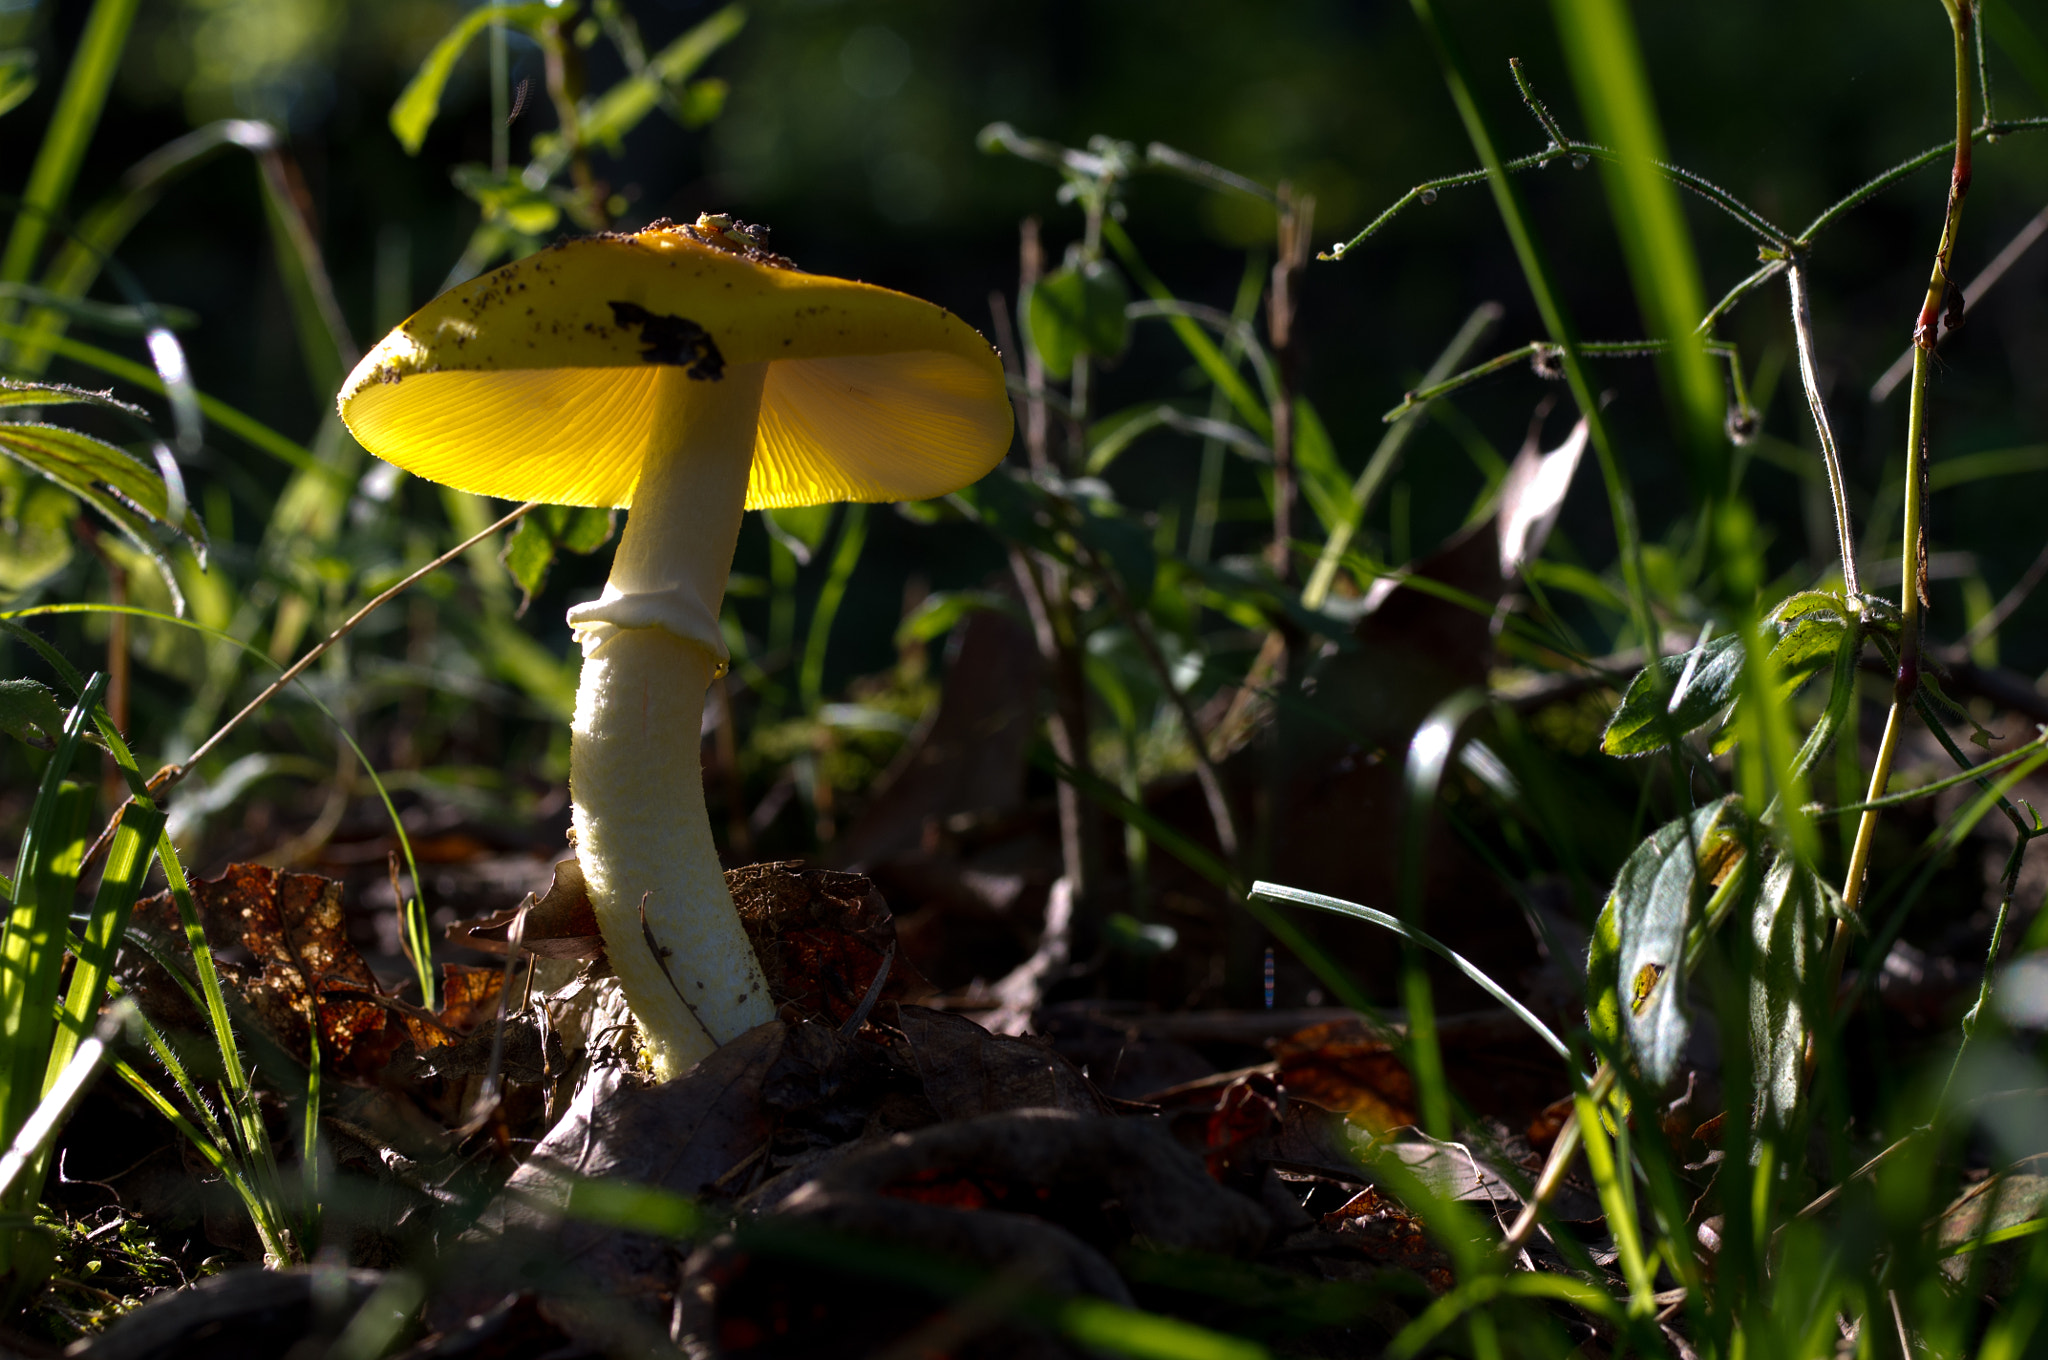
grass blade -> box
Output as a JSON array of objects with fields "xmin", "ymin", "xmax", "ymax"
[
  {"xmin": 0, "ymin": 1000, "xmax": 130, "ymax": 1205},
  {"xmin": 0, "ymin": 0, "xmax": 138, "ymax": 299},
  {"xmin": 43, "ymin": 801, "xmax": 164, "ymax": 1095},
  {"xmin": 1549, "ymin": 0, "xmax": 1725, "ymax": 471},
  {"xmin": 1249, "ymin": 881, "xmax": 1576, "ymax": 1066}
]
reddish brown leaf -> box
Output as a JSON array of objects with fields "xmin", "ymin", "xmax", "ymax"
[
  {"xmin": 1202, "ymin": 1072, "xmax": 1284, "ymax": 1179},
  {"xmin": 730, "ymin": 861, "xmax": 929, "ymax": 1028},
  {"xmin": 1320, "ymin": 1186, "xmax": 1456, "ymax": 1293},
  {"xmin": 1271, "ymin": 1019, "xmax": 1419, "ymax": 1132},
  {"xmin": 132, "ymin": 863, "xmax": 401, "ymax": 1075}
]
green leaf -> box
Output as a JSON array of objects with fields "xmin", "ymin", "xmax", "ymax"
[
  {"xmin": 0, "ymin": 49, "xmax": 36, "ymax": 120},
  {"xmin": 1601, "ymin": 631, "xmax": 1748, "ymax": 756},
  {"xmin": 0, "ymin": 472, "xmax": 78, "ymax": 597},
  {"xmin": 0, "ymin": 677, "xmax": 64, "ymax": 748},
  {"xmin": 1770, "ymin": 611, "xmax": 1847, "ymax": 678},
  {"xmin": 1748, "ymin": 856, "xmax": 1830, "ymax": 1133},
  {"xmin": 0, "ymin": 375, "xmax": 148, "ymax": 415},
  {"xmin": 895, "ymin": 589, "xmax": 1017, "ymax": 647},
  {"xmin": 1026, "ymin": 258, "xmax": 1131, "ymax": 380},
  {"xmin": 1769, "ymin": 589, "xmax": 1848, "ymax": 624},
  {"xmin": 501, "ymin": 504, "xmax": 617, "ymax": 610},
  {"xmin": 1588, "ymin": 797, "xmax": 1745, "ymax": 1085},
  {"xmin": 1293, "ymin": 397, "xmax": 1353, "ymax": 537},
  {"xmin": 675, "ymin": 77, "xmax": 728, "ymax": 129},
  {"xmin": 0, "ymin": 421, "xmax": 205, "ymax": 597},
  {"xmin": 572, "ymin": 4, "xmax": 746, "ymax": 152},
  {"xmin": 451, "ymin": 164, "xmax": 564, "ymax": 237},
  {"xmin": 389, "ymin": 3, "xmax": 555, "ymax": 156}
]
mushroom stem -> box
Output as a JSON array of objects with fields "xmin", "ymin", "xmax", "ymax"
[{"xmin": 567, "ymin": 363, "xmax": 774, "ymax": 1078}]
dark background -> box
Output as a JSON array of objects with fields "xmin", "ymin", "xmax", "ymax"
[{"xmin": 7, "ymin": 0, "xmax": 2048, "ymax": 730}]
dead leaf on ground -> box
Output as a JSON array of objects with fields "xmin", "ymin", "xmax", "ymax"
[
  {"xmin": 1271, "ymin": 1019, "xmax": 1419, "ymax": 1132},
  {"xmin": 770, "ymin": 1108, "xmax": 1273, "ymax": 1258},
  {"xmin": 894, "ymin": 1006, "xmax": 1110, "ymax": 1120},
  {"xmin": 732, "ymin": 861, "xmax": 929, "ymax": 1028},
  {"xmin": 130, "ymin": 864, "xmax": 402, "ymax": 1075},
  {"xmin": 1319, "ymin": 1186, "xmax": 1457, "ymax": 1294},
  {"xmin": 445, "ymin": 856, "xmax": 602, "ymax": 960}
]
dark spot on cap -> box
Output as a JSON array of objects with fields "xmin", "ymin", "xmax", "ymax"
[{"xmin": 608, "ymin": 301, "xmax": 725, "ymax": 380}]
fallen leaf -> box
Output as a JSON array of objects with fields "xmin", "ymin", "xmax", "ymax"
[
  {"xmin": 893, "ymin": 1006, "xmax": 1110, "ymax": 1120},
  {"xmin": 131, "ymin": 863, "xmax": 402, "ymax": 1075},
  {"xmin": 1271, "ymin": 1019, "xmax": 1419, "ymax": 1132}
]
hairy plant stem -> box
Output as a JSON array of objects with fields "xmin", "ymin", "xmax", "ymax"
[{"xmin": 1822, "ymin": 0, "xmax": 1973, "ymax": 1035}]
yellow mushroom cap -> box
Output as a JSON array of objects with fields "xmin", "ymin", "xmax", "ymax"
[{"xmin": 337, "ymin": 220, "xmax": 1014, "ymax": 510}]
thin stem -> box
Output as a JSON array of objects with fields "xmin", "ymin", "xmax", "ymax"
[
  {"xmin": 1794, "ymin": 116, "xmax": 2044, "ymax": 246},
  {"xmin": 1821, "ymin": 0, "xmax": 1975, "ymax": 1047},
  {"xmin": 1787, "ymin": 262, "xmax": 1860, "ymax": 594},
  {"xmin": 148, "ymin": 500, "xmax": 539, "ymax": 794},
  {"xmin": 1509, "ymin": 57, "xmax": 1570, "ymax": 149},
  {"xmin": 1328, "ymin": 62, "xmax": 1790, "ymax": 264},
  {"xmin": 1871, "ymin": 201, "xmax": 2048, "ymax": 403},
  {"xmin": 1303, "ymin": 300, "xmax": 1500, "ymax": 609},
  {"xmin": 1381, "ymin": 337, "xmax": 1742, "ymax": 423},
  {"xmin": 1698, "ymin": 258, "xmax": 1786, "ymax": 335},
  {"xmin": 1813, "ymin": 733, "xmax": 2048, "ymax": 817}
]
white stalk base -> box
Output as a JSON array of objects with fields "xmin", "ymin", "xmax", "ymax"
[{"xmin": 572, "ymin": 627, "xmax": 771, "ymax": 1077}]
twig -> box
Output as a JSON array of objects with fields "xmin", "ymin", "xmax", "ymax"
[
  {"xmin": 1500, "ymin": 1063, "xmax": 1614, "ymax": 1256},
  {"xmin": 78, "ymin": 500, "xmax": 541, "ymax": 874},
  {"xmin": 1787, "ymin": 262, "xmax": 1860, "ymax": 595},
  {"xmin": 152, "ymin": 499, "xmax": 540, "ymax": 795}
]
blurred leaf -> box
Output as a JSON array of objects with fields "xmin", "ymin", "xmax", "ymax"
[
  {"xmin": 1602, "ymin": 631, "xmax": 1747, "ymax": 756},
  {"xmin": 0, "ymin": 677, "xmax": 63, "ymax": 748},
  {"xmin": 451, "ymin": 164, "xmax": 564, "ymax": 236},
  {"xmin": 1026, "ymin": 258, "xmax": 1131, "ymax": 380},
  {"xmin": 1104, "ymin": 911, "xmax": 1178, "ymax": 957},
  {"xmin": 1551, "ymin": 0, "xmax": 1724, "ymax": 476},
  {"xmin": 0, "ymin": 286, "xmax": 194, "ymax": 337},
  {"xmin": 675, "ymin": 77, "xmax": 728, "ymax": 129},
  {"xmin": 1749, "ymin": 856, "xmax": 1829, "ymax": 1132},
  {"xmin": 570, "ymin": 4, "xmax": 746, "ymax": 153},
  {"xmin": 895, "ymin": 589, "xmax": 1019, "ymax": 647},
  {"xmin": 501, "ymin": 504, "xmax": 617, "ymax": 613},
  {"xmin": 389, "ymin": 3, "xmax": 554, "ymax": 156},
  {"xmin": 1293, "ymin": 397, "xmax": 1352, "ymax": 537},
  {"xmin": 0, "ymin": 49, "xmax": 35, "ymax": 120},
  {"xmin": 1588, "ymin": 797, "xmax": 1745, "ymax": 1085},
  {"xmin": 0, "ymin": 0, "xmax": 137, "ymax": 294},
  {"xmin": 1073, "ymin": 506, "xmax": 1156, "ymax": 603}
]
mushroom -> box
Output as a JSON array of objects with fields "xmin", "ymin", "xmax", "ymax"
[{"xmin": 338, "ymin": 216, "xmax": 1012, "ymax": 1076}]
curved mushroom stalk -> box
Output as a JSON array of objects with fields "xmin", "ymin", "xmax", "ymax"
[
  {"xmin": 568, "ymin": 363, "xmax": 774, "ymax": 1076},
  {"xmin": 338, "ymin": 217, "xmax": 1014, "ymax": 1082}
]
